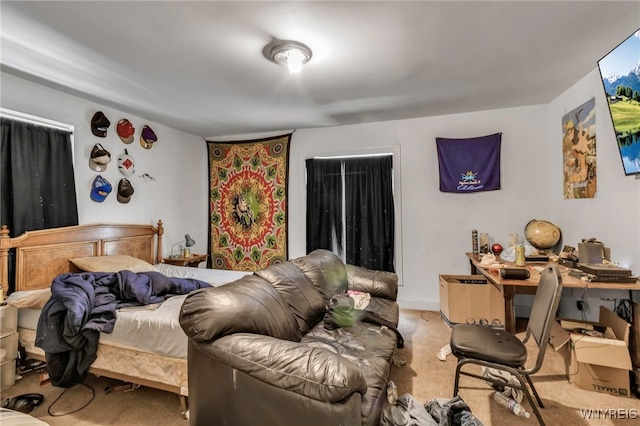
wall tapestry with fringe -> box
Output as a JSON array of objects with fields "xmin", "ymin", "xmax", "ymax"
[{"xmin": 207, "ymin": 133, "xmax": 291, "ymax": 271}]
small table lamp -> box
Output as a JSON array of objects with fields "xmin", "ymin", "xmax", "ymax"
[{"xmin": 169, "ymin": 234, "xmax": 196, "ymax": 258}]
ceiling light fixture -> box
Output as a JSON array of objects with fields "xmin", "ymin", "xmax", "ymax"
[{"xmin": 263, "ymin": 39, "xmax": 312, "ymax": 74}]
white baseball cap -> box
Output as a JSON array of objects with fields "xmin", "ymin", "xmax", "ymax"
[{"xmin": 117, "ymin": 149, "xmax": 135, "ymax": 177}]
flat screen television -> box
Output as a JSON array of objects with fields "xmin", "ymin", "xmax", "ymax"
[{"xmin": 597, "ymin": 28, "xmax": 640, "ymax": 176}]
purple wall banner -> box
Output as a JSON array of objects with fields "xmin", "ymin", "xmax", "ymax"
[{"xmin": 436, "ymin": 133, "xmax": 502, "ymax": 193}]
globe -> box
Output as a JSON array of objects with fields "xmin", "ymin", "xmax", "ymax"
[{"xmin": 524, "ymin": 219, "xmax": 561, "ymax": 250}]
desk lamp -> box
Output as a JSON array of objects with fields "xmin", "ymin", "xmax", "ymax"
[{"xmin": 169, "ymin": 234, "xmax": 196, "ymax": 258}]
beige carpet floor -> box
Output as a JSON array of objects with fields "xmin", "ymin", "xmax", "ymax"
[{"xmin": 2, "ymin": 309, "xmax": 639, "ymax": 425}]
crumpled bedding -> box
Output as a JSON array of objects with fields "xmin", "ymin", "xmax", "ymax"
[{"xmin": 35, "ymin": 270, "xmax": 211, "ymax": 388}]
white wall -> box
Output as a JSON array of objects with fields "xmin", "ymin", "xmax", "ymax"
[
  {"xmin": 1, "ymin": 72, "xmax": 210, "ymax": 256},
  {"xmin": 3, "ymin": 69, "xmax": 639, "ymax": 317},
  {"xmin": 291, "ymin": 105, "xmax": 552, "ymax": 310},
  {"xmin": 289, "ymin": 70, "xmax": 640, "ymax": 314},
  {"xmin": 548, "ymin": 70, "xmax": 640, "ymax": 320}
]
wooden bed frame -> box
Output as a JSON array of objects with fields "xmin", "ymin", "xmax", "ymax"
[
  {"xmin": 0, "ymin": 221, "xmax": 164, "ymax": 295},
  {"xmin": 0, "ymin": 221, "xmax": 191, "ymax": 412}
]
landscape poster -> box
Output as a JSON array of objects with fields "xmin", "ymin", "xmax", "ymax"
[{"xmin": 597, "ymin": 28, "xmax": 640, "ymax": 176}]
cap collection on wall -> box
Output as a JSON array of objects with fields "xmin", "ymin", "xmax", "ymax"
[{"xmin": 88, "ymin": 111, "xmax": 157, "ymax": 203}]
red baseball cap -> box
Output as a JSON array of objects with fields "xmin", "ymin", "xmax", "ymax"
[{"xmin": 117, "ymin": 119, "xmax": 135, "ymax": 144}]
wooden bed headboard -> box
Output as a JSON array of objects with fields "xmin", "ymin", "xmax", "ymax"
[{"xmin": 0, "ymin": 221, "xmax": 164, "ymax": 295}]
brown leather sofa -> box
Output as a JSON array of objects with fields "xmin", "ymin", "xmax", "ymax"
[{"xmin": 179, "ymin": 249, "xmax": 400, "ymax": 426}]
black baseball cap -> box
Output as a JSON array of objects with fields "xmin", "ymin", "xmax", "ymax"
[
  {"xmin": 117, "ymin": 178, "xmax": 135, "ymax": 204},
  {"xmin": 91, "ymin": 111, "xmax": 110, "ymax": 137}
]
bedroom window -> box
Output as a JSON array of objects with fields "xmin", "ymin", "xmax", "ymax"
[
  {"xmin": 305, "ymin": 154, "xmax": 395, "ymax": 273},
  {"xmin": 1, "ymin": 109, "xmax": 78, "ymax": 292},
  {"xmin": 1, "ymin": 109, "xmax": 78, "ymax": 237}
]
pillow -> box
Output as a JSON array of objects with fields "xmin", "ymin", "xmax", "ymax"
[
  {"xmin": 70, "ymin": 255, "xmax": 159, "ymax": 273},
  {"xmin": 7, "ymin": 289, "xmax": 52, "ymax": 309}
]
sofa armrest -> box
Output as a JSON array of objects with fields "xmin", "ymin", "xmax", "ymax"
[
  {"xmin": 195, "ymin": 333, "xmax": 367, "ymax": 402},
  {"xmin": 345, "ymin": 264, "xmax": 398, "ymax": 301}
]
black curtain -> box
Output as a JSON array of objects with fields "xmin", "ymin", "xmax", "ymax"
[
  {"xmin": 306, "ymin": 155, "xmax": 395, "ymax": 273},
  {"xmin": 344, "ymin": 156, "xmax": 395, "ymax": 272},
  {"xmin": 305, "ymin": 158, "xmax": 343, "ymax": 254},
  {"xmin": 1, "ymin": 117, "xmax": 78, "ymax": 292}
]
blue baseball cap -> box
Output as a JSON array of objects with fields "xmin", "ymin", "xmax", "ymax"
[{"xmin": 90, "ymin": 175, "xmax": 112, "ymax": 202}]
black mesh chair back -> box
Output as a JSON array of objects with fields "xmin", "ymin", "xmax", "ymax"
[{"xmin": 449, "ymin": 265, "xmax": 563, "ymax": 425}]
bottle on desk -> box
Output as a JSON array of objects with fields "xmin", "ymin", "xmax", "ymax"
[
  {"xmin": 515, "ymin": 243, "xmax": 525, "ymax": 267},
  {"xmin": 472, "ymin": 230, "xmax": 479, "ymax": 255},
  {"xmin": 508, "ymin": 233, "xmax": 519, "ymax": 249}
]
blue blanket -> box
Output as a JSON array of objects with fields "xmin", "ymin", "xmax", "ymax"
[{"xmin": 35, "ymin": 270, "xmax": 211, "ymax": 387}]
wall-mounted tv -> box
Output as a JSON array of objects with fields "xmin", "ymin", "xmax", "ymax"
[{"xmin": 597, "ymin": 28, "xmax": 640, "ymax": 176}]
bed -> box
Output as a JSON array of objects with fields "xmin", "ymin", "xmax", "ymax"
[{"xmin": 0, "ymin": 220, "xmax": 251, "ymax": 412}]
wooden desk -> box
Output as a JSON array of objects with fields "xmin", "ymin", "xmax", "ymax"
[
  {"xmin": 465, "ymin": 253, "xmax": 640, "ymax": 333},
  {"xmin": 163, "ymin": 253, "xmax": 208, "ymax": 268}
]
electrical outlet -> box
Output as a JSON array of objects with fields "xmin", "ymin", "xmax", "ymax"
[{"xmin": 577, "ymin": 300, "xmax": 585, "ymax": 311}]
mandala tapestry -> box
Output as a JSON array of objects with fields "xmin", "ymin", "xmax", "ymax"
[{"xmin": 207, "ymin": 134, "xmax": 291, "ymax": 271}]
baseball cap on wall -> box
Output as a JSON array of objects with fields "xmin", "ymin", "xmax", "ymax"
[
  {"xmin": 117, "ymin": 149, "xmax": 135, "ymax": 176},
  {"xmin": 140, "ymin": 125, "xmax": 157, "ymax": 149},
  {"xmin": 117, "ymin": 178, "xmax": 135, "ymax": 204},
  {"xmin": 89, "ymin": 143, "xmax": 111, "ymax": 172},
  {"xmin": 91, "ymin": 111, "xmax": 111, "ymax": 137},
  {"xmin": 90, "ymin": 175, "xmax": 112, "ymax": 202},
  {"xmin": 117, "ymin": 119, "xmax": 135, "ymax": 144}
]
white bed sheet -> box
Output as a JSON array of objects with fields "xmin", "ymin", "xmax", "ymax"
[{"xmin": 7, "ymin": 266, "xmax": 252, "ymax": 358}]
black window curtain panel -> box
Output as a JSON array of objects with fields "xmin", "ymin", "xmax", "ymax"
[
  {"xmin": 344, "ymin": 156, "xmax": 395, "ymax": 272},
  {"xmin": 305, "ymin": 158, "xmax": 343, "ymax": 253},
  {"xmin": 306, "ymin": 155, "xmax": 395, "ymax": 273},
  {"xmin": 1, "ymin": 117, "xmax": 78, "ymax": 292}
]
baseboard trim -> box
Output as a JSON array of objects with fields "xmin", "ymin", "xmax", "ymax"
[
  {"xmin": 397, "ymin": 298, "xmax": 531, "ymax": 318},
  {"xmin": 397, "ymin": 297, "xmax": 439, "ymax": 312}
]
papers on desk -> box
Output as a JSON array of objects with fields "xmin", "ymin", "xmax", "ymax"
[{"xmin": 478, "ymin": 253, "xmax": 503, "ymax": 269}]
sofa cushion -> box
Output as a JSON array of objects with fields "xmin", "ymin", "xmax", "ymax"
[
  {"xmin": 291, "ymin": 249, "xmax": 348, "ymax": 306},
  {"xmin": 180, "ymin": 275, "xmax": 301, "ymax": 343},
  {"xmin": 255, "ymin": 262, "xmax": 326, "ymax": 335},
  {"xmin": 345, "ymin": 264, "xmax": 398, "ymax": 301},
  {"xmin": 366, "ymin": 296, "xmax": 400, "ymax": 327},
  {"xmin": 302, "ymin": 321, "xmax": 398, "ymax": 425}
]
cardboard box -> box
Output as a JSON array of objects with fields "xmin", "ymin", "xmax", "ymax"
[
  {"xmin": 439, "ymin": 275, "xmax": 505, "ymax": 327},
  {"xmin": 550, "ymin": 306, "xmax": 632, "ymax": 397}
]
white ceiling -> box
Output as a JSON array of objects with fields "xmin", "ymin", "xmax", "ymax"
[{"xmin": 1, "ymin": 1, "xmax": 639, "ymax": 139}]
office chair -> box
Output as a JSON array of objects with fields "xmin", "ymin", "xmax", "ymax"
[{"xmin": 449, "ymin": 265, "xmax": 563, "ymax": 425}]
